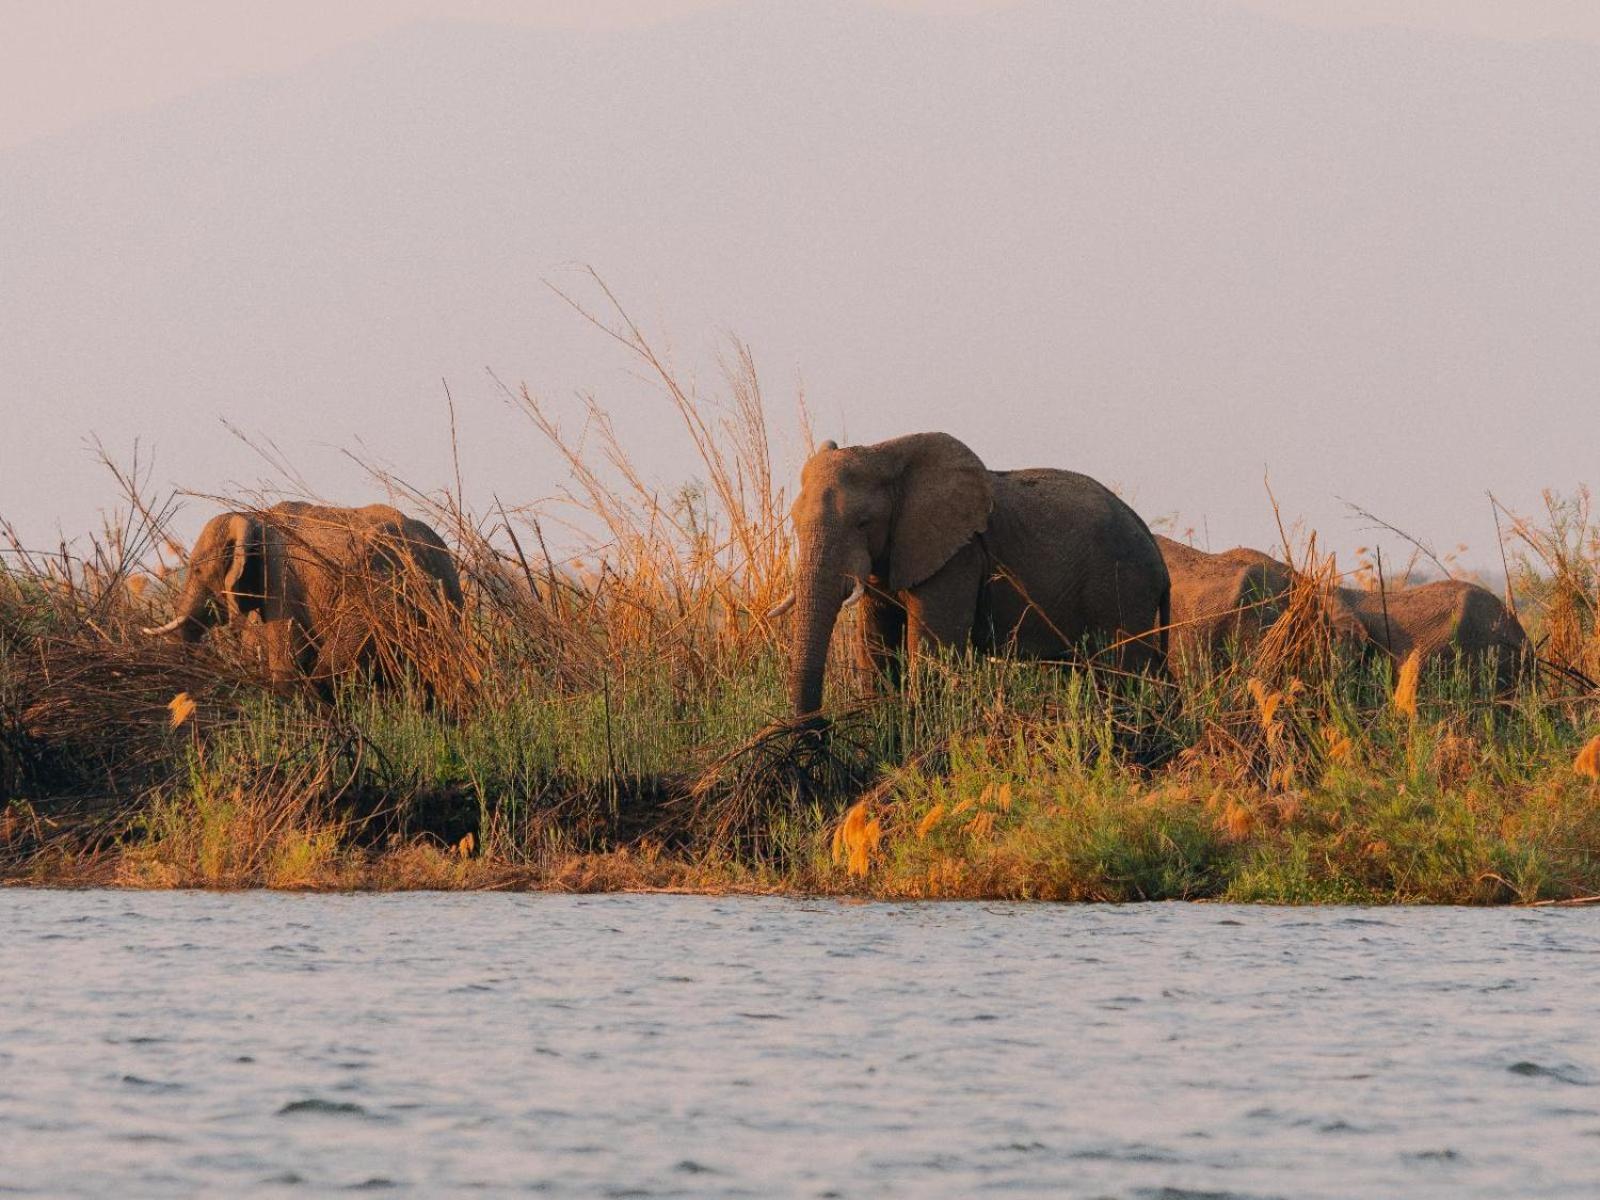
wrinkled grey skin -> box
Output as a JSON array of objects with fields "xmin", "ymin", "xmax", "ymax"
[
  {"xmin": 145, "ymin": 501, "xmax": 463, "ymax": 693},
  {"xmin": 777, "ymin": 433, "xmax": 1170, "ymax": 718},
  {"xmin": 1157, "ymin": 537, "xmax": 1370, "ymax": 673},
  {"xmin": 1337, "ymin": 579, "xmax": 1531, "ymax": 695}
]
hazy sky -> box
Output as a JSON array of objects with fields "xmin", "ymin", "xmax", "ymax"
[
  {"xmin": 3, "ymin": 0, "xmax": 1597, "ymax": 569},
  {"xmin": 6, "ymin": 0, "xmax": 1600, "ymax": 150}
]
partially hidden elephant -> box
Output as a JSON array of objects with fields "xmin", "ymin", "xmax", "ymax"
[
  {"xmin": 143, "ymin": 501, "xmax": 464, "ymax": 694},
  {"xmin": 1157, "ymin": 537, "xmax": 1369, "ymax": 671},
  {"xmin": 1337, "ymin": 579, "xmax": 1530, "ymax": 695},
  {"xmin": 769, "ymin": 433, "xmax": 1171, "ymax": 718}
]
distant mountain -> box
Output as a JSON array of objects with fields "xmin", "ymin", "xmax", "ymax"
[{"xmin": 3, "ymin": 0, "xmax": 1596, "ymax": 561}]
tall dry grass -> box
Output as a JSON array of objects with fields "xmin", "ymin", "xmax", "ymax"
[
  {"xmin": 4, "ymin": 290, "xmax": 1599, "ymax": 899},
  {"xmin": 2, "ymin": 284, "xmax": 833, "ymax": 875},
  {"xmin": 1503, "ymin": 488, "xmax": 1600, "ymax": 686}
]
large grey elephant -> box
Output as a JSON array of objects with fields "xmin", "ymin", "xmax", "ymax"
[
  {"xmin": 1157, "ymin": 537, "xmax": 1369, "ymax": 671},
  {"xmin": 143, "ymin": 501, "xmax": 463, "ymax": 693},
  {"xmin": 769, "ymin": 433, "xmax": 1170, "ymax": 718},
  {"xmin": 1337, "ymin": 579, "xmax": 1530, "ymax": 695}
]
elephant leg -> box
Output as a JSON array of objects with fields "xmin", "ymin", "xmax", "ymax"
[
  {"xmin": 902, "ymin": 540, "xmax": 985, "ymax": 658},
  {"xmin": 853, "ymin": 588, "xmax": 907, "ymax": 692},
  {"xmin": 1114, "ymin": 622, "xmax": 1169, "ymax": 679}
]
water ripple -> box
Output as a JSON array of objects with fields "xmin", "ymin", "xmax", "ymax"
[{"xmin": 0, "ymin": 894, "xmax": 1596, "ymax": 1198}]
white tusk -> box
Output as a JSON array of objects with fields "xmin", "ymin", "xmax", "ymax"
[
  {"xmin": 841, "ymin": 578, "xmax": 864, "ymax": 608},
  {"xmin": 141, "ymin": 616, "xmax": 188, "ymax": 636},
  {"xmin": 765, "ymin": 593, "xmax": 795, "ymax": 619}
]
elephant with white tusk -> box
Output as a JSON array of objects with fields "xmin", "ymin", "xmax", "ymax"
[
  {"xmin": 771, "ymin": 432, "xmax": 1170, "ymax": 719},
  {"xmin": 144, "ymin": 501, "xmax": 464, "ymax": 696}
]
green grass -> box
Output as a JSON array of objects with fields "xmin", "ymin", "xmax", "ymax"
[{"xmin": 9, "ymin": 635, "xmax": 1583, "ymax": 902}]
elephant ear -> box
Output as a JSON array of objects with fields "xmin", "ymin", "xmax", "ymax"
[
  {"xmin": 219, "ymin": 512, "xmax": 267, "ymax": 618},
  {"xmin": 886, "ymin": 433, "xmax": 994, "ymax": 591}
]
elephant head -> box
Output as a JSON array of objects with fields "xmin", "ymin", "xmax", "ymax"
[
  {"xmin": 143, "ymin": 511, "xmax": 269, "ymax": 642},
  {"xmin": 772, "ymin": 433, "xmax": 994, "ymax": 717}
]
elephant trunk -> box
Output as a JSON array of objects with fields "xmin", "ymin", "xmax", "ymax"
[
  {"xmin": 787, "ymin": 581, "xmax": 838, "ymax": 718},
  {"xmin": 786, "ymin": 540, "xmax": 863, "ymax": 719}
]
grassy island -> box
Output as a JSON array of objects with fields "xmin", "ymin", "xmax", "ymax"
[{"xmin": 5, "ymin": 349, "xmax": 1597, "ymax": 902}]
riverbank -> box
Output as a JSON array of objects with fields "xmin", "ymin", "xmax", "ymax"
[
  {"xmin": 7, "ymin": 650, "xmax": 1599, "ymax": 902},
  {"xmin": 4, "ymin": 368, "xmax": 1597, "ymax": 901}
]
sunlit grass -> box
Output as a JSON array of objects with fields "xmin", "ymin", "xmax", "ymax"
[{"xmin": 3, "ymin": 295, "xmax": 1598, "ymax": 900}]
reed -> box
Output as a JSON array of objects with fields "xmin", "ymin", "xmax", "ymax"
[{"xmin": 4, "ymin": 306, "xmax": 1598, "ymax": 900}]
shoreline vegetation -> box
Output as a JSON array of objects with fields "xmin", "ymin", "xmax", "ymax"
[{"xmin": 5, "ymin": 314, "xmax": 1599, "ymax": 902}]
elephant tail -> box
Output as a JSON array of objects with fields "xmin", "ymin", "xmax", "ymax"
[{"xmin": 1158, "ymin": 584, "xmax": 1171, "ymax": 661}]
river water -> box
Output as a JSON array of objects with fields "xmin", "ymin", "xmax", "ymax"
[{"xmin": 0, "ymin": 893, "xmax": 1595, "ymax": 1198}]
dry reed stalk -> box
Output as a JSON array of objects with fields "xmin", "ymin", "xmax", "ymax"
[
  {"xmin": 1502, "ymin": 489, "xmax": 1599, "ymax": 685},
  {"xmin": 1257, "ymin": 527, "xmax": 1348, "ymax": 684},
  {"xmin": 683, "ymin": 711, "xmax": 875, "ymax": 848},
  {"xmin": 492, "ymin": 273, "xmax": 800, "ymax": 686},
  {"xmin": 1392, "ymin": 651, "xmax": 1422, "ymax": 719},
  {"xmin": 831, "ymin": 799, "xmax": 882, "ymax": 877},
  {"xmin": 1, "ymin": 463, "xmax": 270, "ymax": 816},
  {"xmin": 1170, "ymin": 529, "xmax": 1355, "ymax": 788},
  {"xmin": 1576, "ymin": 735, "xmax": 1600, "ymax": 780}
]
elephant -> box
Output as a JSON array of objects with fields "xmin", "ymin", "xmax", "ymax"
[
  {"xmin": 769, "ymin": 432, "xmax": 1171, "ymax": 719},
  {"xmin": 1337, "ymin": 579, "xmax": 1530, "ymax": 695},
  {"xmin": 143, "ymin": 501, "xmax": 464, "ymax": 694},
  {"xmin": 1157, "ymin": 537, "xmax": 1369, "ymax": 672}
]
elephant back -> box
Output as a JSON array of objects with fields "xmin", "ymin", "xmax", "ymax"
[
  {"xmin": 272, "ymin": 503, "xmax": 459, "ymax": 602},
  {"xmin": 1158, "ymin": 538, "xmax": 1370, "ymax": 669},
  {"xmin": 269, "ymin": 502, "xmax": 464, "ymax": 683},
  {"xmin": 1341, "ymin": 579, "xmax": 1528, "ymax": 693},
  {"xmin": 395, "ymin": 518, "xmax": 465, "ymax": 610},
  {"xmin": 981, "ymin": 468, "xmax": 1168, "ymax": 668},
  {"xmin": 1159, "ymin": 538, "xmax": 1288, "ymax": 654}
]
